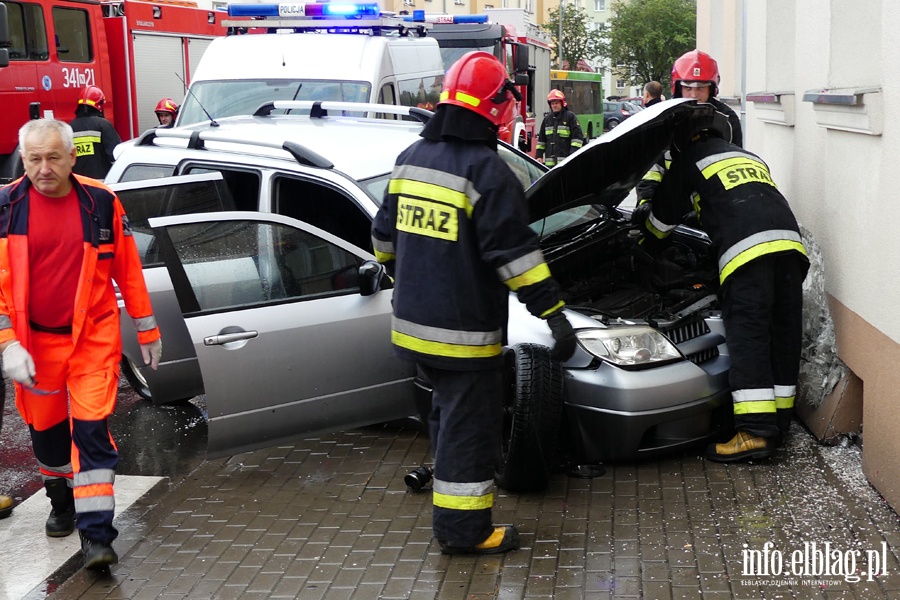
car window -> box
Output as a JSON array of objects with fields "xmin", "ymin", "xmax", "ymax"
[
  {"xmin": 498, "ymin": 144, "xmax": 546, "ymax": 189},
  {"xmin": 163, "ymin": 220, "xmax": 363, "ymax": 312},
  {"xmin": 273, "ymin": 176, "xmax": 373, "ymax": 252},
  {"xmin": 181, "ymin": 165, "xmax": 260, "ymax": 212},
  {"xmin": 365, "ymin": 144, "xmax": 543, "ymax": 209},
  {"xmin": 116, "ymin": 176, "xmax": 236, "ymax": 267},
  {"xmin": 119, "ymin": 164, "xmax": 177, "ymax": 183}
]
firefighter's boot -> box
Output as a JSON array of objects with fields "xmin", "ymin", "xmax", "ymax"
[
  {"xmin": 44, "ymin": 478, "xmax": 76, "ymax": 537},
  {"xmin": 439, "ymin": 525, "xmax": 520, "ymax": 555},
  {"xmin": 706, "ymin": 431, "xmax": 774, "ymax": 463},
  {"xmin": 80, "ymin": 531, "xmax": 118, "ymax": 570},
  {"xmin": 0, "ymin": 495, "xmax": 12, "ymax": 519}
]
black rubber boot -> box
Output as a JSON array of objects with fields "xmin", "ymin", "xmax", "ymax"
[
  {"xmin": 44, "ymin": 478, "xmax": 76, "ymax": 537},
  {"xmin": 80, "ymin": 530, "xmax": 118, "ymax": 570}
]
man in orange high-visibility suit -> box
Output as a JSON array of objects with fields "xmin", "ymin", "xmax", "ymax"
[{"xmin": 0, "ymin": 118, "xmax": 162, "ymax": 571}]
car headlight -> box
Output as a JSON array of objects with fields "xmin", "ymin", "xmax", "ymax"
[{"xmin": 577, "ymin": 326, "xmax": 682, "ymax": 367}]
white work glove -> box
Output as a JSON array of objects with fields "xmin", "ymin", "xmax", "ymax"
[
  {"xmin": 2, "ymin": 341, "xmax": 36, "ymax": 386},
  {"xmin": 140, "ymin": 338, "xmax": 162, "ymax": 371}
]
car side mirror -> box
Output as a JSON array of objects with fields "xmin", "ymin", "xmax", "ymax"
[{"xmin": 359, "ymin": 260, "xmax": 391, "ymax": 296}]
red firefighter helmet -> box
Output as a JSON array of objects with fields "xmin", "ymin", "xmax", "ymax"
[
  {"xmin": 547, "ymin": 89, "xmax": 567, "ymax": 108},
  {"xmin": 155, "ymin": 98, "xmax": 179, "ymax": 116},
  {"xmin": 671, "ymin": 49, "xmax": 720, "ymax": 98},
  {"xmin": 438, "ymin": 51, "xmax": 518, "ymax": 127},
  {"xmin": 78, "ymin": 85, "xmax": 106, "ymax": 110}
]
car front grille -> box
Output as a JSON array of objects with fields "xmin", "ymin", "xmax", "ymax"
[{"xmin": 660, "ymin": 315, "xmax": 721, "ymax": 365}]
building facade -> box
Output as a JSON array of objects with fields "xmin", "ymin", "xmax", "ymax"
[{"xmin": 698, "ymin": 0, "xmax": 900, "ymax": 510}]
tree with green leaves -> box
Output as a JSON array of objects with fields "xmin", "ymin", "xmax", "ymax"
[
  {"xmin": 542, "ymin": 3, "xmax": 606, "ymax": 71},
  {"xmin": 605, "ymin": 0, "xmax": 696, "ymax": 94}
]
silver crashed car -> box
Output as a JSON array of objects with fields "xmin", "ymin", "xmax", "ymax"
[{"xmin": 107, "ymin": 99, "xmax": 731, "ymax": 487}]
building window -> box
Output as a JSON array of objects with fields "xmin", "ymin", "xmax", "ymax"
[
  {"xmin": 616, "ymin": 79, "xmax": 625, "ymax": 89},
  {"xmin": 595, "ymin": 0, "xmax": 605, "ymax": 10}
]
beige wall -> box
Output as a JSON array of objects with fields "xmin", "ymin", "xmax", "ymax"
[{"xmin": 697, "ymin": 0, "xmax": 900, "ymax": 510}]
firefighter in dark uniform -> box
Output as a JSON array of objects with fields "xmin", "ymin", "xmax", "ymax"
[
  {"xmin": 641, "ymin": 106, "xmax": 808, "ymax": 462},
  {"xmin": 69, "ymin": 85, "xmax": 121, "ymax": 180},
  {"xmin": 535, "ymin": 89, "xmax": 584, "ymax": 167},
  {"xmin": 633, "ymin": 49, "xmax": 743, "ymax": 224},
  {"xmin": 371, "ymin": 51, "xmax": 576, "ymax": 554}
]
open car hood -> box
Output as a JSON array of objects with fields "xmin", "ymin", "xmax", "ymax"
[{"xmin": 525, "ymin": 99, "xmax": 712, "ymax": 220}]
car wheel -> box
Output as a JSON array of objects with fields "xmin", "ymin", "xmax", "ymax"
[
  {"xmin": 495, "ymin": 343, "xmax": 564, "ymax": 493},
  {"xmin": 608, "ymin": 119, "xmax": 620, "ymax": 129},
  {"xmin": 121, "ymin": 355, "xmax": 153, "ymax": 401}
]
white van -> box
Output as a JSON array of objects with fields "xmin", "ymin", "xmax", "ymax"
[{"xmin": 177, "ymin": 5, "xmax": 445, "ymax": 125}]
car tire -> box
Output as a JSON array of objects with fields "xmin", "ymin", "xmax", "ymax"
[
  {"xmin": 607, "ymin": 119, "xmax": 620, "ymax": 130},
  {"xmin": 121, "ymin": 355, "xmax": 153, "ymax": 401},
  {"xmin": 495, "ymin": 343, "xmax": 564, "ymax": 493}
]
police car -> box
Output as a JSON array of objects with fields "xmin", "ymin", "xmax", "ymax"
[{"xmin": 107, "ymin": 99, "xmax": 731, "ymax": 489}]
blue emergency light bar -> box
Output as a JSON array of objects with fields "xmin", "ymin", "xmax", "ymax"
[
  {"xmin": 402, "ymin": 12, "xmax": 489, "ymax": 24},
  {"xmin": 227, "ymin": 2, "xmax": 382, "ymax": 18}
]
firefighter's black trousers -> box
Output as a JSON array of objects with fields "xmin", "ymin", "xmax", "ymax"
[
  {"xmin": 420, "ymin": 365, "xmax": 502, "ymax": 547},
  {"xmin": 720, "ymin": 252, "xmax": 808, "ymax": 438}
]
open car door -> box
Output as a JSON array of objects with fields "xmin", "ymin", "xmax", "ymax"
[{"xmin": 148, "ymin": 211, "xmax": 417, "ymax": 458}]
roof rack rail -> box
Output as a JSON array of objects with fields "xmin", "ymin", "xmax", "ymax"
[
  {"xmin": 253, "ymin": 100, "xmax": 434, "ymax": 123},
  {"xmin": 151, "ymin": 127, "xmax": 334, "ymax": 168}
]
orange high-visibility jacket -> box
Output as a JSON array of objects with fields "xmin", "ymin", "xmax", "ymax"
[{"xmin": 0, "ymin": 174, "xmax": 160, "ymax": 350}]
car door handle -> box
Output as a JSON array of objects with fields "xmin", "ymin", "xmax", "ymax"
[{"xmin": 204, "ymin": 331, "xmax": 259, "ymax": 346}]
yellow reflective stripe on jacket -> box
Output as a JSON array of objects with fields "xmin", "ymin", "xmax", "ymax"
[
  {"xmin": 646, "ymin": 212, "xmax": 676, "ymax": 240},
  {"xmin": 390, "ymin": 165, "xmax": 480, "ymax": 214},
  {"xmin": 433, "ymin": 478, "xmax": 494, "ymax": 511},
  {"xmin": 732, "ymin": 388, "xmax": 776, "ymax": 415},
  {"xmin": 372, "ymin": 236, "xmax": 396, "ymax": 256},
  {"xmin": 571, "ymin": 139, "xmax": 583, "ymax": 148},
  {"xmin": 391, "ymin": 316, "xmax": 502, "ymax": 359},
  {"xmin": 505, "ymin": 263, "xmax": 552, "ymax": 291},
  {"xmin": 699, "ymin": 154, "xmax": 776, "ymax": 191},
  {"xmin": 497, "ymin": 250, "xmax": 551, "ymax": 291},
  {"xmin": 540, "ymin": 300, "xmax": 565, "ymax": 318},
  {"xmin": 373, "ymin": 249, "xmax": 395, "ymax": 263},
  {"xmin": 718, "ymin": 229, "xmax": 807, "ymax": 284}
]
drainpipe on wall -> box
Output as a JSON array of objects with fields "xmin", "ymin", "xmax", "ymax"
[{"xmin": 740, "ymin": 0, "xmax": 748, "ymax": 138}]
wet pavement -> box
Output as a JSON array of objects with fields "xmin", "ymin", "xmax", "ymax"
[{"xmin": 14, "ymin": 419, "xmax": 899, "ymax": 600}]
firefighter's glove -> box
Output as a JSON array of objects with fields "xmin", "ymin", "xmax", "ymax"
[
  {"xmin": 631, "ymin": 202, "xmax": 652, "ymax": 227},
  {"xmin": 141, "ymin": 338, "xmax": 163, "ymax": 371},
  {"xmin": 547, "ymin": 313, "xmax": 576, "ymax": 361},
  {"xmin": 2, "ymin": 341, "xmax": 36, "ymax": 387}
]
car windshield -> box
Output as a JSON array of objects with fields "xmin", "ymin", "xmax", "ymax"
[
  {"xmin": 365, "ymin": 142, "xmax": 546, "ymax": 207},
  {"xmin": 178, "ymin": 79, "xmax": 372, "ymax": 125},
  {"xmin": 531, "ymin": 205, "xmax": 605, "ymax": 237}
]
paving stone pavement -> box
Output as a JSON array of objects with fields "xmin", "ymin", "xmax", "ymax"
[{"xmin": 41, "ymin": 423, "xmax": 900, "ymax": 599}]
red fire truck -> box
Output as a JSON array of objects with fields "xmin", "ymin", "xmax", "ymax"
[
  {"xmin": 425, "ymin": 8, "xmax": 551, "ymax": 156},
  {"xmin": 0, "ymin": 0, "xmax": 229, "ymax": 181}
]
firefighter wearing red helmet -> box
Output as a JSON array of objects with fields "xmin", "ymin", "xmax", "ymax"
[
  {"xmin": 372, "ymin": 51, "xmax": 574, "ymax": 555},
  {"xmin": 154, "ymin": 98, "xmax": 179, "ymax": 128},
  {"xmin": 670, "ymin": 49, "xmax": 742, "ymax": 147},
  {"xmin": 69, "ymin": 85, "xmax": 121, "ymax": 180},
  {"xmin": 634, "ymin": 49, "xmax": 743, "ymax": 224},
  {"xmin": 536, "ymin": 88, "xmax": 584, "ymax": 167}
]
